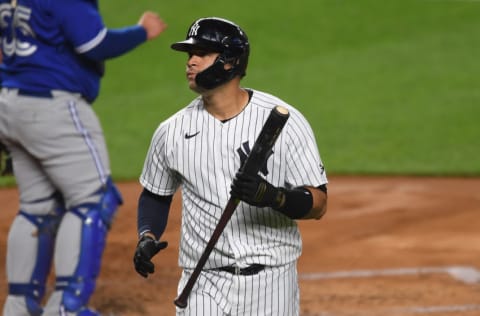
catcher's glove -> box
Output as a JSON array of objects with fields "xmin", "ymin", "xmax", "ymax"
[
  {"xmin": 0, "ymin": 142, "xmax": 13, "ymax": 176},
  {"xmin": 133, "ymin": 234, "xmax": 168, "ymax": 278}
]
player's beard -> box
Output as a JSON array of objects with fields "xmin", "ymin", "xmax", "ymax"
[{"xmin": 189, "ymin": 80, "xmax": 205, "ymax": 94}]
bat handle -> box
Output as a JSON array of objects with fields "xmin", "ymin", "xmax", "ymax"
[
  {"xmin": 173, "ymin": 253, "xmax": 203, "ymax": 308},
  {"xmin": 174, "ymin": 198, "xmax": 240, "ymax": 309}
]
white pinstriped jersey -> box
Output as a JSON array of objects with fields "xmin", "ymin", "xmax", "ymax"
[{"xmin": 140, "ymin": 89, "xmax": 328, "ymax": 270}]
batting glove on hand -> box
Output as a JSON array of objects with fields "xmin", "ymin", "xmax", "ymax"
[
  {"xmin": 230, "ymin": 172, "xmax": 285, "ymax": 208},
  {"xmin": 133, "ymin": 235, "xmax": 168, "ymax": 278}
]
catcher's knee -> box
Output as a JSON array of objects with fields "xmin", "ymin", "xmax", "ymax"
[
  {"xmin": 97, "ymin": 178, "xmax": 123, "ymax": 228},
  {"xmin": 57, "ymin": 180, "xmax": 122, "ymax": 312}
]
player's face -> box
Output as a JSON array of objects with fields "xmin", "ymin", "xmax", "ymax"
[{"xmin": 186, "ymin": 49, "xmax": 220, "ymax": 92}]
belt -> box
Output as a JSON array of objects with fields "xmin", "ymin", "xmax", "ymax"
[
  {"xmin": 17, "ymin": 89, "xmax": 53, "ymax": 98},
  {"xmin": 215, "ymin": 264, "xmax": 265, "ymax": 276}
]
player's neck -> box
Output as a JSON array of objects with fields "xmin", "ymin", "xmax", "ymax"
[{"xmin": 202, "ymin": 84, "xmax": 249, "ymax": 121}]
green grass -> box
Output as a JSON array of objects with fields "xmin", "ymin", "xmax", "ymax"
[{"xmin": 2, "ymin": 0, "xmax": 479, "ymax": 186}]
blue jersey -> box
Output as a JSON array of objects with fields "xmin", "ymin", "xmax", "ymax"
[{"xmin": 0, "ymin": 0, "xmax": 106, "ymax": 102}]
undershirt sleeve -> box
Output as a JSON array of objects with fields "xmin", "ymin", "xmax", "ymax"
[{"xmin": 137, "ymin": 189, "xmax": 173, "ymax": 239}]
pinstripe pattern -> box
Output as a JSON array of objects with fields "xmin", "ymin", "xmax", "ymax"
[
  {"xmin": 176, "ymin": 263, "xmax": 299, "ymax": 315},
  {"xmin": 140, "ymin": 89, "xmax": 327, "ymax": 315}
]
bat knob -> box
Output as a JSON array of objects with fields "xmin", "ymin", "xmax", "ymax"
[{"xmin": 174, "ymin": 297, "xmax": 188, "ymax": 309}]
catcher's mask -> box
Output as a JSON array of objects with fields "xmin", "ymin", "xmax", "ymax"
[{"xmin": 171, "ymin": 17, "xmax": 250, "ymax": 90}]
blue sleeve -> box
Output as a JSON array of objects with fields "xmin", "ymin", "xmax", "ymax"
[
  {"xmin": 82, "ymin": 26, "xmax": 147, "ymax": 61},
  {"xmin": 52, "ymin": 0, "xmax": 146, "ymax": 60},
  {"xmin": 137, "ymin": 189, "xmax": 173, "ymax": 239},
  {"xmin": 53, "ymin": 0, "xmax": 105, "ymax": 48}
]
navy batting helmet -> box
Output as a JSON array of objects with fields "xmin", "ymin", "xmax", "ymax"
[{"xmin": 171, "ymin": 17, "xmax": 250, "ymax": 90}]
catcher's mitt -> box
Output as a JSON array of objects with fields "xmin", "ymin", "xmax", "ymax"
[{"xmin": 0, "ymin": 141, "xmax": 13, "ymax": 176}]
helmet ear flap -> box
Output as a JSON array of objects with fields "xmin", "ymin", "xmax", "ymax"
[
  {"xmin": 221, "ymin": 36, "xmax": 246, "ymax": 59},
  {"xmin": 219, "ymin": 35, "xmax": 247, "ymax": 75}
]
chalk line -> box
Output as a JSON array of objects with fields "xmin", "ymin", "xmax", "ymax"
[{"xmin": 299, "ymin": 265, "xmax": 480, "ymax": 284}]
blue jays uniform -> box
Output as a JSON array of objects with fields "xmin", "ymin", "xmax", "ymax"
[
  {"xmin": 0, "ymin": 0, "xmax": 156, "ymax": 315},
  {"xmin": 1, "ymin": 0, "xmax": 107, "ymax": 102}
]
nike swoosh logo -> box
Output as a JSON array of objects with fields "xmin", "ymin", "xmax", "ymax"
[{"xmin": 185, "ymin": 131, "xmax": 200, "ymax": 139}]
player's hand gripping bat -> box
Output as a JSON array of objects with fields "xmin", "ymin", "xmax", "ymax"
[{"xmin": 174, "ymin": 105, "xmax": 290, "ymax": 308}]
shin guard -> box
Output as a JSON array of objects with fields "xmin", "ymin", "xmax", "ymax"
[{"xmin": 57, "ymin": 180, "xmax": 122, "ymax": 313}]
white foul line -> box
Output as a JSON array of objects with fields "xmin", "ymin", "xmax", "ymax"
[
  {"xmin": 408, "ymin": 304, "xmax": 480, "ymax": 313},
  {"xmin": 300, "ymin": 304, "xmax": 480, "ymax": 316},
  {"xmin": 299, "ymin": 265, "xmax": 480, "ymax": 284}
]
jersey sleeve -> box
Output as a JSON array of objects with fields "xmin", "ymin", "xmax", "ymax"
[
  {"xmin": 51, "ymin": 0, "xmax": 106, "ymax": 53},
  {"xmin": 284, "ymin": 108, "xmax": 328, "ymax": 188},
  {"xmin": 140, "ymin": 122, "xmax": 181, "ymax": 196}
]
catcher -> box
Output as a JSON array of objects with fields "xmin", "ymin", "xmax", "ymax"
[{"xmin": 0, "ymin": 1, "xmax": 167, "ymax": 315}]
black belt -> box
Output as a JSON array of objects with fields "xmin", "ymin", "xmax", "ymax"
[
  {"xmin": 215, "ymin": 264, "xmax": 265, "ymax": 276},
  {"xmin": 17, "ymin": 89, "xmax": 53, "ymax": 98}
]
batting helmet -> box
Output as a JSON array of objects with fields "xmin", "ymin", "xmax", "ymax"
[{"xmin": 171, "ymin": 17, "xmax": 250, "ymax": 90}]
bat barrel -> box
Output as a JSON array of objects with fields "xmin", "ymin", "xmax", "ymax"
[{"xmin": 241, "ymin": 105, "xmax": 289, "ymax": 175}]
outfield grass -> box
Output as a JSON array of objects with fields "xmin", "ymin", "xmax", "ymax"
[{"xmin": 1, "ymin": 0, "xmax": 479, "ymax": 186}]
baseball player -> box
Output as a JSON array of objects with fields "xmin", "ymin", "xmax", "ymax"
[
  {"xmin": 0, "ymin": 1, "xmax": 167, "ymax": 315},
  {"xmin": 133, "ymin": 17, "xmax": 328, "ymax": 315}
]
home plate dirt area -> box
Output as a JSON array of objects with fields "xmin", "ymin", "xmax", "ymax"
[{"xmin": 0, "ymin": 176, "xmax": 479, "ymax": 316}]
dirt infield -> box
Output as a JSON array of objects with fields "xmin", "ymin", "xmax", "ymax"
[{"xmin": 0, "ymin": 176, "xmax": 479, "ymax": 316}]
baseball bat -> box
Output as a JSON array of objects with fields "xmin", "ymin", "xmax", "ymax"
[{"xmin": 174, "ymin": 105, "xmax": 290, "ymax": 308}]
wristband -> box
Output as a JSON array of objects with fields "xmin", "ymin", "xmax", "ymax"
[{"xmin": 274, "ymin": 187, "xmax": 313, "ymax": 219}]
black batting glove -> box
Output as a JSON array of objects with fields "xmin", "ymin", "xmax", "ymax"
[
  {"xmin": 133, "ymin": 235, "xmax": 168, "ymax": 278},
  {"xmin": 230, "ymin": 172, "xmax": 285, "ymax": 208}
]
